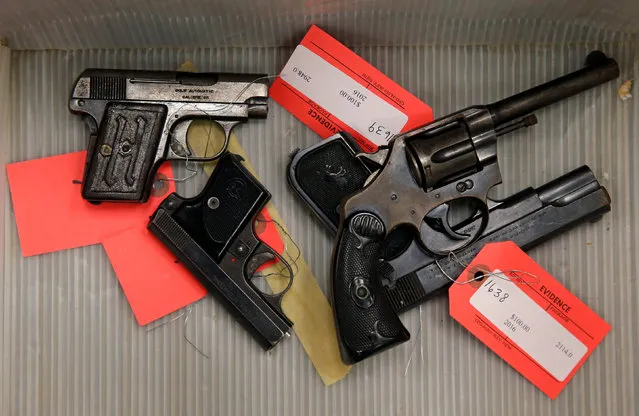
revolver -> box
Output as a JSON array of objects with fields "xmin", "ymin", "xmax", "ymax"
[
  {"xmin": 148, "ymin": 153, "xmax": 293, "ymax": 350},
  {"xmin": 326, "ymin": 51, "xmax": 619, "ymax": 363},
  {"xmin": 69, "ymin": 69, "xmax": 269, "ymax": 203},
  {"xmin": 289, "ymin": 133, "xmax": 610, "ymax": 338}
]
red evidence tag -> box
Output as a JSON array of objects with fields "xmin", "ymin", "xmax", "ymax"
[
  {"xmin": 6, "ymin": 151, "xmax": 285, "ymax": 324},
  {"xmin": 6, "ymin": 151, "xmax": 174, "ymax": 256},
  {"xmin": 449, "ymin": 241, "xmax": 610, "ymax": 399},
  {"xmin": 102, "ymin": 226, "xmax": 207, "ymax": 325},
  {"xmin": 270, "ymin": 25, "xmax": 433, "ymax": 152}
]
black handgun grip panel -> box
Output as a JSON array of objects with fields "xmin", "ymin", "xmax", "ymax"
[
  {"xmin": 332, "ymin": 213, "xmax": 409, "ymax": 364},
  {"xmin": 288, "ymin": 133, "xmax": 371, "ymax": 232},
  {"xmin": 82, "ymin": 102, "xmax": 167, "ymax": 202}
]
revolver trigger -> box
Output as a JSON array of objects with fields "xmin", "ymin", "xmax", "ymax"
[
  {"xmin": 246, "ymin": 251, "xmax": 276, "ymax": 278},
  {"xmin": 424, "ymin": 204, "xmax": 469, "ymax": 240}
]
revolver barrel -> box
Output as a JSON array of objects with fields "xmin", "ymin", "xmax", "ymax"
[{"xmin": 487, "ymin": 51, "xmax": 619, "ymax": 126}]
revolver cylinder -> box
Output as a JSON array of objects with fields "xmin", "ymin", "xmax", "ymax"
[{"xmin": 405, "ymin": 123, "xmax": 478, "ymax": 190}]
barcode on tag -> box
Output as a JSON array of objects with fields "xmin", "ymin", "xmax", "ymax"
[
  {"xmin": 279, "ymin": 45, "xmax": 408, "ymax": 146},
  {"xmin": 470, "ymin": 270, "xmax": 588, "ymax": 381}
]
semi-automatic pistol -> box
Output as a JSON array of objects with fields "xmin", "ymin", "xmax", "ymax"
[
  {"xmin": 69, "ymin": 69, "xmax": 269, "ymax": 202},
  {"xmin": 148, "ymin": 153, "xmax": 293, "ymax": 350}
]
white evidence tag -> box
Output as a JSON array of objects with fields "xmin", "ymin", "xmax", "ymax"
[
  {"xmin": 469, "ymin": 270, "xmax": 588, "ymax": 381},
  {"xmin": 278, "ymin": 45, "xmax": 409, "ymax": 146}
]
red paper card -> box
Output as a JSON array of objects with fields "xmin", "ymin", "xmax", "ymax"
[
  {"xmin": 6, "ymin": 151, "xmax": 174, "ymax": 256},
  {"xmin": 102, "ymin": 226, "xmax": 207, "ymax": 325},
  {"xmin": 7, "ymin": 151, "xmax": 285, "ymax": 325},
  {"xmin": 449, "ymin": 241, "xmax": 610, "ymax": 399},
  {"xmin": 270, "ymin": 25, "xmax": 433, "ymax": 152}
]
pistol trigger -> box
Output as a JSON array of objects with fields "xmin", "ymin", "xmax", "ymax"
[
  {"xmin": 168, "ymin": 119, "xmax": 193, "ymax": 159},
  {"xmin": 246, "ymin": 250, "xmax": 276, "ymax": 278}
]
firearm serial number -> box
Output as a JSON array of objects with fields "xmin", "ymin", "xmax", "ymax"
[
  {"xmin": 555, "ymin": 341, "xmax": 574, "ymax": 358},
  {"xmin": 292, "ymin": 67, "xmax": 312, "ymax": 82},
  {"xmin": 481, "ymin": 278, "xmax": 510, "ymax": 303}
]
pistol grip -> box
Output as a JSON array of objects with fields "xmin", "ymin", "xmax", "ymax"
[
  {"xmin": 332, "ymin": 213, "xmax": 409, "ymax": 364},
  {"xmin": 82, "ymin": 102, "xmax": 167, "ymax": 202}
]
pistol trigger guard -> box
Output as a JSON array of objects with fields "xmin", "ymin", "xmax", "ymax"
[
  {"xmin": 245, "ymin": 242, "xmax": 294, "ymax": 314},
  {"xmin": 183, "ymin": 119, "xmax": 238, "ymax": 162},
  {"xmin": 246, "ymin": 250, "xmax": 276, "ymax": 278},
  {"xmin": 217, "ymin": 120, "xmax": 241, "ymax": 138}
]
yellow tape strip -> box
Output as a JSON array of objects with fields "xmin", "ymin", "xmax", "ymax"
[{"xmin": 188, "ymin": 121, "xmax": 351, "ymax": 385}]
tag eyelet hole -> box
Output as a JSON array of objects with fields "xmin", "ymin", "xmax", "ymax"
[{"xmin": 474, "ymin": 271, "xmax": 486, "ymax": 282}]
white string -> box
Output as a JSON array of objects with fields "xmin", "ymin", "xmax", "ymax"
[
  {"xmin": 146, "ymin": 310, "xmax": 187, "ymax": 332},
  {"xmin": 163, "ymin": 155, "xmax": 199, "ymax": 183},
  {"xmin": 183, "ymin": 305, "xmax": 209, "ymax": 359},
  {"xmin": 145, "ymin": 305, "xmax": 209, "ymax": 359},
  {"xmin": 434, "ymin": 251, "xmax": 540, "ymax": 285},
  {"xmin": 404, "ymin": 304, "xmax": 424, "ymax": 376}
]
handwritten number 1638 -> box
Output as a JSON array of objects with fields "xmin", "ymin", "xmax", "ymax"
[{"xmin": 482, "ymin": 279, "xmax": 510, "ymax": 303}]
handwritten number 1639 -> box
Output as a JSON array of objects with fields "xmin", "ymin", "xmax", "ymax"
[{"xmin": 368, "ymin": 122, "xmax": 393, "ymax": 142}]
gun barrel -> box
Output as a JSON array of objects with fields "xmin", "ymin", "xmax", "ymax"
[
  {"xmin": 536, "ymin": 165, "xmax": 600, "ymax": 206},
  {"xmin": 487, "ymin": 51, "xmax": 619, "ymax": 126}
]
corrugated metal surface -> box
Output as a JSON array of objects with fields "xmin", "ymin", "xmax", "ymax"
[
  {"xmin": 2, "ymin": 1, "xmax": 639, "ymax": 50},
  {"xmin": 2, "ymin": 43, "xmax": 638, "ymax": 415},
  {"xmin": 0, "ymin": 50, "xmax": 9, "ymax": 412}
]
